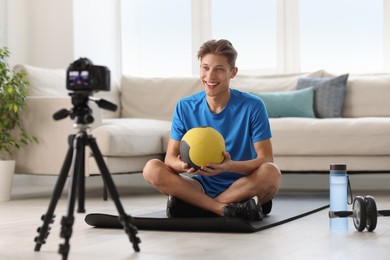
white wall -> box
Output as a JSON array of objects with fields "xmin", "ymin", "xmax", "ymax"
[
  {"xmin": 30, "ymin": 0, "xmax": 74, "ymax": 68},
  {"xmin": 5, "ymin": 0, "xmax": 119, "ymax": 76},
  {"xmin": 7, "ymin": 0, "xmax": 73, "ymax": 68},
  {"xmin": 6, "ymin": 0, "xmax": 30, "ymax": 64},
  {"xmin": 0, "ymin": 0, "xmax": 6, "ymax": 47}
]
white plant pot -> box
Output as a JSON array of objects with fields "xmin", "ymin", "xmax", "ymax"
[{"xmin": 0, "ymin": 160, "xmax": 15, "ymax": 202}]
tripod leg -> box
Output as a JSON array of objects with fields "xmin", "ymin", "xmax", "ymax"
[
  {"xmin": 59, "ymin": 134, "xmax": 85, "ymax": 260},
  {"xmin": 103, "ymin": 183, "xmax": 108, "ymax": 201},
  {"xmin": 77, "ymin": 135, "xmax": 86, "ymax": 213},
  {"xmin": 34, "ymin": 135, "xmax": 75, "ymax": 252},
  {"xmin": 87, "ymin": 136, "xmax": 141, "ymax": 252}
]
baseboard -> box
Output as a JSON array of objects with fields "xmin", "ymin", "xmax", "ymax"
[
  {"xmin": 12, "ymin": 172, "xmax": 390, "ymax": 200},
  {"xmin": 280, "ymin": 173, "xmax": 390, "ymax": 191}
]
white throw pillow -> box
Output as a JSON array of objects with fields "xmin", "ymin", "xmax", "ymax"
[{"xmin": 14, "ymin": 64, "xmax": 67, "ymax": 96}]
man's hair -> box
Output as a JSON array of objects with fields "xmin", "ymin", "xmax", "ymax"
[{"xmin": 197, "ymin": 39, "xmax": 238, "ymax": 69}]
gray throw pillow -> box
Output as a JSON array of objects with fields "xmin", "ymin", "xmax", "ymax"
[{"xmin": 296, "ymin": 74, "xmax": 349, "ymax": 118}]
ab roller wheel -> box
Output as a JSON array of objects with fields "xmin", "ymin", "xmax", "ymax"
[
  {"xmin": 329, "ymin": 195, "xmax": 390, "ymax": 232},
  {"xmin": 364, "ymin": 196, "xmax": 378, "ymax": 232},
  {"xmin": 352, "ymin": 196, "xmax": 367, "ymax": 232}
]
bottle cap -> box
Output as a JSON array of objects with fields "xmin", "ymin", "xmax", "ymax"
[{"xmin": 330, "ymin": 163, "xmax": 347, "ymax": 171}]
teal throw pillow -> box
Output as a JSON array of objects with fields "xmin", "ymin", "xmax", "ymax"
[
  {"xmin": 252, "ymin": 87, "xmax": 315, "ymax": 118},
  {"xmin": 296, "ymin": 74, "xmax": 349, "ymax": 118}
]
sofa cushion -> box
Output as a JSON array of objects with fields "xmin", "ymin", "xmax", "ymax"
[
  {"xmin": 270, "ymin": 117, "xmax": 390, "ymax": 156},
  {"xmin": 251, "ymin": 87, "xmax": 315, "ymax": 118},
  {"xmin": 91, "ymin": 118, "xmax": 171, "ymax": 156},
  {"xmin": 231, "ymin": 70, "xmax": 326, "ymax": 92},
  {"xmin": 121, "ymin": 75, "xmax": 201, "ymax": 121},
  {"xmin": 120, "ymin": 71, "xmax": 327, "ymax": 121},
  {"xmin": 296, "ymin": 74, "xmax": 349, "ymax": 118},
  {"xmin": 342, "ymin": 74, "xmax": 390, "ymax": 118}
]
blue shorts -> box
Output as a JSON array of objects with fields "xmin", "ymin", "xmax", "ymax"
[
  {"xmin": 193, "ymin": 173, "xmax": 244, "ymax": 198},
  {"xmin": 192, "ymin": 177, "xmax": 222, "ymax": 198}
]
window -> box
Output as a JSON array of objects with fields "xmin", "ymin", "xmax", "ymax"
[
  {"xmin": 120, "ymin": 0, "xmax": 387, "ymax": 76},
  {"xmin": 120, "ymin": 0, "xmax": 192, "ymax": 77},
  {"xmin": 121, "ymin": 0, "xmax": 278, "ymax": 76},
  {"xmin": 300, "ymin": 0, "xmax": 383, "ymax": 73},
  {"xmin": 211, "ymin": 0, "xmax": 277, "ymax": 73}
]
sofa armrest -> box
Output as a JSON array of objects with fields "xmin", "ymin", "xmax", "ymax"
[{"xmin": 14, "ymin": 96, "xmax": 102, "ymax": 175}]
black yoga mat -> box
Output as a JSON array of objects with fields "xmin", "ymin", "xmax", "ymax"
[{"xmin": 85, "ymin": 191, "xmax": 329, "ymax": 233}]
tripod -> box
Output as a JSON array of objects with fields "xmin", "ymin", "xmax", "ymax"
[{"xmin": 34, "ymin": 93, "xmax": 141, "ymax": 259}]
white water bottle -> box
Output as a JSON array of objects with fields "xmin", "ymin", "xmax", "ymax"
[{"xmin": 329, "ymin": 163, "xmax": 348, "ymax": 230}]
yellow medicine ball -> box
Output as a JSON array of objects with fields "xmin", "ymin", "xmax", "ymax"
[{"xmin": 180, "ymin": 126, "xmax": 225, "ymax": 170}]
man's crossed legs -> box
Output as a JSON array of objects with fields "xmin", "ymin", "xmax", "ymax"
[{"xmin": 143, "ymin": 159, "xmax": 281, "ymax": 221}]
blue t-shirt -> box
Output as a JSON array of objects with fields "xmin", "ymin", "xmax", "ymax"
[{"xmin": 171, "ymin": 88, "xmax": 272, "ymax": 198}]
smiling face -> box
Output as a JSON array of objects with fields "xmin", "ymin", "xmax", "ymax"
[{"xmin": 200, "ymin": 54, "xmax": 238, "ymax": 98}]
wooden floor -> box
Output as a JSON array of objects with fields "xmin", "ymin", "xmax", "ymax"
[{"xmin": 1, "ymin": 175, "xmax": 390, "ymax": 260}]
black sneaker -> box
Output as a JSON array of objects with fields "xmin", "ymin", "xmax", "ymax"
[
  {"xmin": 262, "ymin": 200, "xmax": 272, "ymax": 215},
  {"xmin": 166, "ymin": 196, "xmax": 218, "ymax": 218},
  {"xmin": 223, "ymin": 199, "xmax": 264, "ymax": 221}
]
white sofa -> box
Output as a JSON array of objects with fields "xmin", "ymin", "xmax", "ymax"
[{"xmin": 13, "ymin": 65, "xmax": 390, "ymax": 176}]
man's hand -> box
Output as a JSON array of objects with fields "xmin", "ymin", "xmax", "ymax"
[
  {"xmin": 195, "ymin": 151, "xmax": 231, "ymax": 176},
  {"xmin": 176, "ymin": 154, "xmax": 199, "ymax": 173}
]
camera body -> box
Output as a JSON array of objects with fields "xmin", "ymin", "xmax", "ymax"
[{"xmin": 66, "ymin": 58, "xmax": 110, "ymax": 92}]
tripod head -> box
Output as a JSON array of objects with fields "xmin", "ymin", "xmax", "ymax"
[{"xmin": 53, "ymin": 91, "xmax": 117, "ymax": 126}]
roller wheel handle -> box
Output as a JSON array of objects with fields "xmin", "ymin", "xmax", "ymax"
[
  {"xmin": 328, "ymin": 211, "xmax": 353, "ymax": 218},
  {"xmin": 378, "ymin": 210, "xmax": 390, "ymax": 217}
]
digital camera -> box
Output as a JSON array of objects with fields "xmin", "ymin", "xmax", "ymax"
[{"xmin": 66, "ymin": 58, "xmax": 110, "ymax": 92}]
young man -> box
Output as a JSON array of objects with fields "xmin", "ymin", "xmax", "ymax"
[{"xmin": 143, "ymin": 39, "xmax": 281, "ymax": 221}]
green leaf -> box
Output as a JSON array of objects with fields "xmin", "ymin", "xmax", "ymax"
[{"xmin": 0, "ymin": 46, "xmax": 38, "ymax": 159}]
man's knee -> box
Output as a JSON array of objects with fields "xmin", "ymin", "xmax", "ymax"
[
  {"xmin": 254, "ymin": 162, "xmax": 281, "ymax": 202},
  {"xmin": 257, "ymin": 162, "xmax": 282, "ymax": 189},
  {"xmin": 143, "ymin": 159, "xmax": 164, "ymax": 184},
  {"xmin": 261, "ymin": 162, "xmax": 281, "ymax": 179}
]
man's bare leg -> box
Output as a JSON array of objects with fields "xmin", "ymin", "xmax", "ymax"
[
  {"xmin": 143, "ymin": 159, "xmax": 227, "ymax": 215},
  {"xmin": 214, "ymin": 162, "xmax": 281, "ymax": 205}
]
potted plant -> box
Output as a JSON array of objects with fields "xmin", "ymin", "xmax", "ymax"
[{"xmin": 0, "ymin": 47, "xmax": 37, "ymax": 201}]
